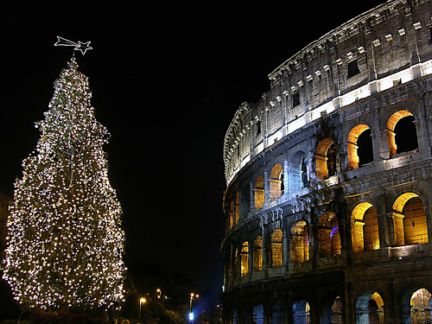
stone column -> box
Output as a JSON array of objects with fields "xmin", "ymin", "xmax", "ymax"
[
  {"xmin": 283, "ymin": 223, "xmax": 289, "ymax": 276},
  {"xmin": 261, "ymin": 218, "xmax": 268, "ymax": 278},
  {"xmin": 264, "ymin": 170, "xmax": 270, "ymax": 208},
  {"xmin": 383, "ymin": 280, "xmax": 396, "ymax": 324},
  {"xmin": 248, "ymin": 239, "xmax": 253, "ymax": 282},
  {"xmin": 283, "ymin": 160, "xmax": 289, "ymax": 198},
  {"xmin": 250, "ymin": 180, "xmax": 255, "ymax": 213},
  {"xmin": 392, "ymin": 211, "xmax": 405, "ymax": 246}
]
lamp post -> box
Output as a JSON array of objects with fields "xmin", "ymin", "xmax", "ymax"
[
  {"xmin": 156, "ymin": 288, "xmax": 162, "ymax": 300},
  {"xmin": 139, "ymin": 297, "xmax": 147, "ymax": 320},
  {"xmin": 189, "ymin": 292, "xmax": 199, "ymax": 322}
]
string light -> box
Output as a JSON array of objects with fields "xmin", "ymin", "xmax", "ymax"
[{"xmin": 2, "ymin": 58, "xmax": 126, "ymax": 311}]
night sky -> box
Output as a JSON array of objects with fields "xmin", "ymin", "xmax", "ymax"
[{"xmin": 2, "ymin": 1, "xmax": 384, "ymax": 309}]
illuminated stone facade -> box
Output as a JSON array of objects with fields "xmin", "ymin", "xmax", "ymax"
[{"xmin": 222, "ymin": 1, "xmax": 432, "ymax": 323}]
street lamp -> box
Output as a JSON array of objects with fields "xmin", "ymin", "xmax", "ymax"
[
  {"xmin": 156, "ymin": 288, "xmax": 162, "ymax": 300},
  {"xmin": 139, "ymin": 297, "xmax": 147, "ymax": 319},
  {"xmin": 189, "ymin": 292, "xmax": 199, "ymax": 322}
]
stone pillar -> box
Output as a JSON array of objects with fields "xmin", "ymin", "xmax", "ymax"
[
  {"xmin": 285, "ymin": 224, "xmax": 291, "ymax": 273},
  {"xmin": 378, "ymin": 125, "xmax": 391, "ymax": 160},
  {"xmin": 283, "ymin": 160, "xmax": 289, "ymax": 198},
  {"xmin": 264, "ymin": 170, "xmax": 270, "ymax": 208},
  {"xmin": 352, "ymin": 221, "xmax": 365, "ymax": 253},
  {"xmin": 377, "ymin": 197, "xmax": 390, "ymax": 248},
  {"xmin": 248, "ymin": 239, "xmax": 253, "ymax": 282},
  {"xmin": 383, "ymin": 280, "xmax": 396, "ymax": 324},
  {"xmin": 419, "ymin": 95, "xmax": 432, "ymax": 157},
  {"xmin": 261, "ymin": 219, "xmax": 268, "ymax": 278},
  {"xmin": 309, "ymin": 296, "xmax": 319, "ymax": 324},
  {"xmin": 344, "ymin": 282, "xmax": 354, "ymax": 324},
  {"xmin": 250, "ymin": 180, "xmax": 255, "ymax": 212},
  {"xmin": 392, "ymin": 212, "xmax": 405, "ymax": 246},
  {"xmin": 264, "ymin": 303, "xmax": 272, "ymax": 324},
  {"xmin": 310, "ymin": 211, "xmax": 318, "ymax": 271},
  {"xmin": 413, "ymin": 110, "xmax": 429, "ymax": 157},
  {"xmin": 283, "ymin": 224, "xmax": 289, "ymax": 275}
]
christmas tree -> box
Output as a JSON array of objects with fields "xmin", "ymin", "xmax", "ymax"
[{"xmin": 3, "ymin": 58, "xmax": 126, "ymax": 312}]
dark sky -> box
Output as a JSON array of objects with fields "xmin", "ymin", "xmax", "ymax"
[{"xmin": 1, "ymin": 1, "xmax": 384, "ymax": 309}]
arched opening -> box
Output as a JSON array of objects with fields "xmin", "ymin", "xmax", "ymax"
[
  {"xmin": 292, "ymin": 300, "xmax": 311, "ymax": 324},
  {"xmin": 315, "ymin": 138, "xmax": 337, "ymax": 180},
  {"xmin": 355, "ymin": 291, "xmax": 384, "ymax": 324},
  {"xmin": 348, "ymin": 124, "xmax": 374, "ymax": 169},
  {"xmin": 270, "ymin": 164, "xmax": 284, "ymax": 200},
  {"xmin": 318, "ymin": 212, "xmax": 341, "ymax": 257},
  {"xmin": 290, "ymin": 221, "xmax": 310, "ymax": 263},
  {"xmin": 253, "ymin": 236, "xmax": 263, "ymax": 271},
  {"xmin": 351, "ymin": 202, "xmax": 380, "ymax": 253},
  {"xmin": 240, "ymin": 242, "xmax": 249, "ymax": 277},
  {"xmin": 254, "ymin": 176, "xmax": 265, "ymax": 209},
  {"xmin": 387, "ymin": 110, "xmax": 418, "ymax": 158},
  {"xmin": 271, "ymin": 228, "xmax": 284, "ymax": 267},
  {"xmin": 290, "ymin": 152, "xmax": 308, "ymax": 194},
  {"xmin": 253, "ymin": 304, "xmax": 265, "ymax": 324},
  {"xmin": 403, "ymin": 288, "xmax": 432, "ymax": 323},
  {"xmin": 392, "ymin": 192, "xmax": 429, "ymax": 246},
  {"xmin": 320, "ymin": 296, "xmax": 343, "ymax": 324}
]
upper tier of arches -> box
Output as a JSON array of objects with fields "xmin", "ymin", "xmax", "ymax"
[{"xmin": 223, "ymin": 0, "xmax": 432, "ymax": 185}]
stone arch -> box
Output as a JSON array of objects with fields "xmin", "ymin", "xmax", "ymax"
[
  {"xmin": 271, "ymin": 228, "xmax": 284, "ymax": 267},
  {"xmin": 290, "ymin": 151, "xmax": 308, "ymax": 193},
  {"xmin": 253, "ymin": 236, "xmax": 263, "ymax": 271},
  {"xmin": 320, "ymin": 295, "xmax": 343, "ymax": 324},
  {"xmin": 240, "ymin": 241, "xmax": 249, "ymax": 277},
  {"xmin": 401, "ymin": 288, "xmax": 432, "ymax": 323},
  {"xmin": 392, "ymin": 192, "xmax": 429, "ymax": 246},
  {"xmin": 270, "ymin": 163, "xmax": 284, "ymax": 200},
  {"xmin": 252, "ymin": 304, "xmax": 265, "ymax": 324},
  {"xmin": 290, "ymin": 220, "xmax": 310, "ymax": 263},
  {"xmin": 351, "ymin": 202, "xmax": 380, "ymax": 253},
  {"xmin": 315, "ymin": 138, "xmax": 337, "ymax": 179},
  {"xmin": 347, "ymin": 124, "xmax": 374, "ymax": 169},
  {"xmin": 254, "ymin": 175, "xmax": 265, "ymax": 210},
  {"xmin": 292, "ymin": 300, "xmax": 311, "ymax": 324},
  {"xmin": 318, "ymin": 212, "xmax": 341, "ymax": 257},
  {"xmin": 386, "ymin": 110, "xmax": 418, "ymax": 158},
  {"xmin": 355, "ymin": 291, "xmax": 385, "ymax": 324}
]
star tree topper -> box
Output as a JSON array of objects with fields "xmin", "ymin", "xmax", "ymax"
[{"xmin": 54, "ymin": 36, "xmax": 93, "ymax": 55}]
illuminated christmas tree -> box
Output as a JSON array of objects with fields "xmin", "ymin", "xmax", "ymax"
[{"xmin": 3, "ymin": 58, "xmax": 126, "ymax": 312}]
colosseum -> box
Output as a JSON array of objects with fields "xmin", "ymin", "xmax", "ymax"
[{"xmin": 221, "ymin": 0, "xmax": 432, "ymax": 323}]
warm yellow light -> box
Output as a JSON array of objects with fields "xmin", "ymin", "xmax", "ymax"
[
  {"xmin": 196, "ymin": 294, "xmax": 199, "ymax": 299},
  {"xmin": 190, "ymin": 292, "xmax": 195, "ymax": 297},
  {"xmin": 140, "ymin": 297, "xmax": 147, "ymax": 304},
  {"xmin": 156, "ymin": 288, "xmax": 161, "ymax": 292}
]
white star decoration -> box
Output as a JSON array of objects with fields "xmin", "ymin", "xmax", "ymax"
[{"xmin": 54, "ymin": 36, "xmax": 93, "ymax": 55}]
